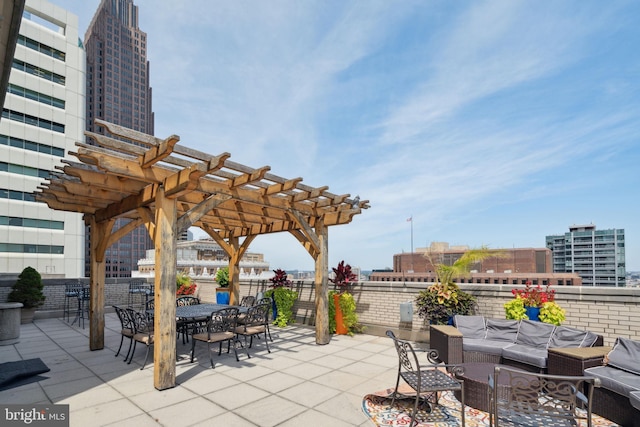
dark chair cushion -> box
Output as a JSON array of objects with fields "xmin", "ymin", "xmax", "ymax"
[
  {"xmin": 485, "ymin": 319, "xmax": 519, "ymax": 343},
  {"xmin": 502, "ymin": 344, "xmax": 548, "ymax": 369},
  {"xmin": 584, "ymin": 365, "xmax": 640, "ymax": 397},
  {"xmin": 515, "ymin": 319, "xmax": 555, "ymax": 349},
  {"xmin": 549, "ymin": 326, "xmax": 599, "ymax": 348},
  {"xmin": 463, "ymin": 338, "xmax": 514, "ymax": 356},
  {"xmin": 606, "ymin": 337, "xmax": 640, "ymax": 375},
  {"xmin": 454, "ymin": 315, "xmax": 486, "ymax": 339}
]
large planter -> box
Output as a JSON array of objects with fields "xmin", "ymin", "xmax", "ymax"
[
  {"xmin": 216, "ymin": 288, "xmax": 230, "ymax": 305},
  {"xmin": 525, "ymin": 306, "xmax": 541, "ymax": 321},
  {"xmin": 333, "ymin": 293, "xmax": 348, "ymax": 335},
  {"xmin": 20, "ymin": 307, "xmax": 37, "ymax": 324},
  {"xmin": 0, "ymin": 302, "xmax": 23, "ymax": 345}
]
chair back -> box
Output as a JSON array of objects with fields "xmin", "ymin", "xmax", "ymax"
[
  {"xmin": 65, "ymin": 281, "xmax": 84, "ymax": 296},
  {"xmin": 113, "ymin": 305, "xmax": 134, "ymax": 331},
  {"xmin": 241, "ymin": 303, "xmax": 270, "ymax": 327},
  {"xmin": 490, "ymin": 365, "xmax": 600, "ymax": 427},
  {"xmin": 240, "ymin": 295, "xmax": 256, "ymax": 307},
  {"xmin": 145, "ymin": 299, "xmax": 155, "ymax": 311},
  {"xmin": 206, "ymin": 307, "xmax": 239, "ymax": 335},
  {"xmin": 129, "ymin": 279, "xmax": 145, "ymax": 293},
  {"xmin": 257, "ymin": 297, "xmax": 271, "ymax": 306},
  {"xmin": 386, "ymin": 330, "xmax": 440, "ymax": 374},
  {"xmin": 126, "ymin": 308, "xmax": 153, "ymax": 334},
  {"xmin": 176, "ymin": 296, "xmax": 200, "ymax": 306}
]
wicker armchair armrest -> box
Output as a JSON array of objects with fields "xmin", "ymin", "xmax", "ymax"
[{"xmin": 429, "ymin": 325, "xmax": 464, "ymax": 364}]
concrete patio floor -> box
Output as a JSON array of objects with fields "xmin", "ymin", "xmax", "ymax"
[{"xmin": 0, "ymin": 313, "xmax": 399, "ymax": 426}]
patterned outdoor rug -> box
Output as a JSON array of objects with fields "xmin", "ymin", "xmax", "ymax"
[{"xmin": 362, "ymin": 387, "xmax": 619, "ymax": 427}]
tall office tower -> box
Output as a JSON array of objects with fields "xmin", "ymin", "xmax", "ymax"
[
  {"xmin": 84, "ymin": 0, "xmax": 154, "ymax": 278},
  {"xmin": 546, "ymin": 224, "xmax": 626, "ymax": 287},
  {"xmin": 0, "ymin": 0, "xmax": 85, "ymax": 277}
]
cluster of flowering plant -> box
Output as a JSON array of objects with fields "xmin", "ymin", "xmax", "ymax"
[
  {"xmin": 269, "ymin": 269, "xmax": 292, "ymax": 288},
  {"xmin": 511, "ymin": 281, "xmax": 555, "ymax": 307},
  {"xmin": 329, "ymin": 260, "xmax": 357, "ymax": 293},
  {"xmin": 176, "ymin": 273, "xmax": 197, "ymax": 295}
]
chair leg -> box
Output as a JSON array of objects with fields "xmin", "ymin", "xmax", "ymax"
[
  {"xmin": 243, "ymin": 335, "xmax": 251, "ymax": 359},
  {"xmin": 115, "ymin": 335, "xmax": 124, "ymax": 357},
  {"xmin": 231, "ymin": 337, "xmax": 239, "ymax": 362},
  {"xmin": 208, "ymin": 342, "xmax": 214, "ymax": 368},
  {"xmin": 127, "ymin": 342, "xmax": 137, "ymax": 364},
  {"xmin": 190, "ymin": 339, "xmax": 196, "ymax": 363},
  {"xmin": 141, "ymin": 344, "xmax": 151, "ymax": 370},
  {"xmin": 124, "ymin": 338, "xmax": 134, "ymax": 362}
]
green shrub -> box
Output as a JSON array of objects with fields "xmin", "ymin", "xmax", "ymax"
[{"xmin": 8, "ymin": 266, "xmax": 45, "ymax": 309}]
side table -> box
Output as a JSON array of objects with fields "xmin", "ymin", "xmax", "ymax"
[{"xmin": 547, "ymin": 346, "xmax": 612, "ymax": 376}]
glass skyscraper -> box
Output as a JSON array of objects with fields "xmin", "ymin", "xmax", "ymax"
[{"xmin": 84, "ymin": 0, "xmax": 154, "ymax": 278}]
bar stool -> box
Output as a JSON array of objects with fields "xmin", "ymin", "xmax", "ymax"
[
  {"xmin": 72, "ymin": 287, "xmax": 90, "ymax": 328},
  {"xmin": 63, "ymin": 281, "xmax": 84, "ymax": 322}
]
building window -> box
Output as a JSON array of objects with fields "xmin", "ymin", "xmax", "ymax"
[
  {"xmin": 8, "ymin": 84, "xmax": 65, "ymax": 109},
  {"xmin": 0, "ymin": 188, "xmax": 40, "ymax": 203},
  {"xmin": 0, "ymin": 134, "xmax": 64, "ymax": 157},
  {"xmin": 2, "ymin": 109, "xmax": 65, "ymax": 133},
  {"xmin": 12, "ymin": 59, "xmax": 65, "ymax": 85},
  {"xmin": 0, "ymin": 243, "xmax": 64, "ymax": 254},
  {"xmin": 17, "ymin": 35, "xmax": 66, "ymax": 61},
  {"xmin": 0, "ymin": 216, "xmax": 64, "ymax": 230}
]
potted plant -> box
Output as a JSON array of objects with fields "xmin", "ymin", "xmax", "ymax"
[
  {"xmin": 8, "ymin": 266, "xmax": 45, "ymax": 323},
  {"xmin": 328, "ymin": 260, "xmax": 362, "ymax": 335},
  {"xmin": 416, "ymin": 247, "xmax": 501, "ymax": 325},
  {"xmin": 507, "ymin": 280, "xmax": 558, "ymax": 322},
  {"xmin": 264, "ymin": 269, "xmax": 298, "ymax": 327},
  {"xmin": 215, "ymin": 267, "xmax": 230, "ymax": 304},
  {"xmin": 176, "ymin": 273, "xmax": 197, "ymax": 296}
]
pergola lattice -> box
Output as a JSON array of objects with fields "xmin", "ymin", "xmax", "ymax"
[{"xmin": 35, "ymin": 119, "xmax": 368, "ymax": 389}]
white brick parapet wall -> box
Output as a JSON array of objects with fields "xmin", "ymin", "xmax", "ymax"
[{"xmin": 2, "ymin": 278, "xmax": 638, "ymax": 346}]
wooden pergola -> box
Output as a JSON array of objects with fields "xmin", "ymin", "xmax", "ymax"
[{"xmin": 35, "ymin": 120, "xmax": 368, "ymax": 390}]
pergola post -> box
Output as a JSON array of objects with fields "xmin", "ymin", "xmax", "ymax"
[
  {"xmin": 88, "ymin": 215, "xmax": 108, "ymax": 351},
  {"xmin": 153, "ymin": 186, "xmax": 178, "ymax": 390},
  {"xmin": 228, "ymin": 235, "xmax": 240, "ymax": 305},
  {"xmin": 314, "ymin": 219, "xmax": 330, "ymax": 344}
]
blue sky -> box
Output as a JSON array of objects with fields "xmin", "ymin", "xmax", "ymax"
[{"xmin": 52, "ymin": 1, "xmax": 639, "ymax": 272}]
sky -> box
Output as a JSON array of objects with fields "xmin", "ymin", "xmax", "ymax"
[{"xmin": 50, "ymin": 0, "xmax": 640, "ymax": 272}]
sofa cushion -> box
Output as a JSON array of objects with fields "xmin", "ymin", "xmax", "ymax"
[
  {"xmin": 502, "ymin": 344, "xmax": 548, "ymax": 369},
  {"xmin": 606, "ymin": 337, "xmax": 640, "ymax": 375},
  {"xmin": 463, "ymin": 338, "xmax": 514, "ymax": 356},
  {"xmin": 485, "ymin": 319, "xmax": 519, "ymax": 343},
  {"xmin": 454, "ymin": 315, "xmax": 486, "ymax": 339},
  {"xmin": 549, "ymin": 326, "xmax": 599, "ymax": 348},
  {"xmin": 584, "ymin": 365, "xmax": 640, "ymax": 397},
  {"xmin": 514, "ymin": 319, "xmax": 555, "ymax": 349}
]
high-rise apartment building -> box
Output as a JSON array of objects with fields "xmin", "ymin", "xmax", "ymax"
[
  {"xmin": 84, "ymin": 0, "xmax": 154, "ymax": 278},
  {"xmin": 546, "ymin": 224, "xmax": 626, "ymax": 287},
  {"xmin": 0, "ymin": 0, "xmax": 85, "ymax": 277}
]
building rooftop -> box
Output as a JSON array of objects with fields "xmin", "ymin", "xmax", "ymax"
[{"xmin": 1, "ymin": 314, "xmax": 397, "ymax": 426}]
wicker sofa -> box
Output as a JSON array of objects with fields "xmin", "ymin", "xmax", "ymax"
[
  {"xmin": 584, "ymin": 337, "xmax": 640, "ymax": 427},
  {"xmin": 429, "ymin": 315, "xmax": 603, "ymax": 372}
]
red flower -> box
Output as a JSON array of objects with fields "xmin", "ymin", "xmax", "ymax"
[{"xmin": 512, "ymin": 281, "xmax": 555, "ymax": 308}]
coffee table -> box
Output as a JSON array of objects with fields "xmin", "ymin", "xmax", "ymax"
[{"xmin": 453, "ymin": 362, "xmax": 523, "ymax": 412}]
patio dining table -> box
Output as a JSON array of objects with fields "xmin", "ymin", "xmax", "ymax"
[{"xmin": 147, "ymin": 303, "xmax": 249, "ymax": 321}]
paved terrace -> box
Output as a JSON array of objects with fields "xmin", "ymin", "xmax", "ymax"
[{"xmin": 0, "ymin": 314, "xmax": 399, "ymax": 426}]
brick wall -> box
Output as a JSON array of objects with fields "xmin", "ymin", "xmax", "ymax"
[{"xmin": 2, "ymin": 277, "xmax": 638, "ymax": 345}]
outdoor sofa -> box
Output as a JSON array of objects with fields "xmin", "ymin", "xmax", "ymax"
[
  {"xmin": 584, "ymin": 337, "xmax": 640, "ymax": 427},
  {"xmin": 429, "ymin": 315, "xmax": 603, "ymax": 373}
]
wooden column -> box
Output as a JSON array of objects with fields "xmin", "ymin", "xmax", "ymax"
[
  {"xmin": 228, "ymin": 236, "xmax": 240, "ymax": 305},
  {"xmin": 88, "ymin": 215, "xmax": 107, "ymax": 351},
  {"xmin": 314, "ymin": 219, "xmax": 330, "ymax": 344},
  {"xmin": 153, "ymin": 186, "xmax": 177, "ymax": 390}
]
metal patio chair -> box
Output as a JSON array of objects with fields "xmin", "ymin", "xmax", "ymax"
[
  {"xmin": 386, "ymin": 330, "xmax": 465, "ymax": 427},
  {"xmin": 190, "ymin": 307, "xmax": 239, "ymax": 368}
]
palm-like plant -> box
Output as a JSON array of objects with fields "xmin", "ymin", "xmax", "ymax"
[
  {"xmin": 432, "ymin": 246, "xmax": 504, "ymax": 291},
  {"xmin": 417, "ymin": 246, "xmax": 504, "ymax": 324}
]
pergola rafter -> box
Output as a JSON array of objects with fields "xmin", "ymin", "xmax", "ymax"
[{"xmin": 35, "ymin": 120, "xmax": 369, "ymax": 391}]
